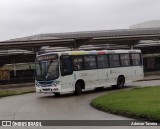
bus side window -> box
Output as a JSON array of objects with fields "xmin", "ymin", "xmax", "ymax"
[
  {"xmin": 120, "ymin": 54, "xmax": 131, "ymax": 67},
  {"xmin": 109, "ymin": 54, "xmax": 120, "ymax": 68},
  {"xmin": 72, "ymin": 56, "xmax": 83, "ymax": 71},
  {"xmin": 84, "ymin": 55, "xmax": 97, "ymax": 70},
  {"xmin": 97, "ymin": 55, "xmax": 109, "ymax": 68},
  {"xmin": 60, "ymin": 56, "xmax": 73, "ymax": 76},
  {"xmin": 131, "ymin": 53, "xmax": 141, "ymax": 66}
]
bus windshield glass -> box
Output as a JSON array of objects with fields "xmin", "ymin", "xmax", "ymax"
[{"xmin": 35, "ymin": 54, "xmax": 59, "ymax": 81}]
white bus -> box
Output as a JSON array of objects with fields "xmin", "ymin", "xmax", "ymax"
[{"xmin": 35, "ymin": 50, "xmax": 144, "ymax": 96}]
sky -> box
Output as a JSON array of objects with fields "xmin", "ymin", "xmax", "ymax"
[{"xmin": 0, "ymin": 0, "xmax": 160, "ymax": 41}]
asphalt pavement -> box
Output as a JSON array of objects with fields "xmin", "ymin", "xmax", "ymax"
[{"xmin": 0, "ymin": 80, "xmax": 160, "ymax": 129}]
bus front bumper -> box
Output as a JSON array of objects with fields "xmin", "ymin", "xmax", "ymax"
[{"xmin": 36, "ymin": 86, "xmax": 60, "ymax": 93}]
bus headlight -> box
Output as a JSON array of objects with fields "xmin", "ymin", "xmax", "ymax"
[
  {"xmin": 35, "ymin": 81, "xmax": 40, "ymax": 87},
  {"xmin": 53, "ymin": 81, "xmax": 60, "ymax": 86}
]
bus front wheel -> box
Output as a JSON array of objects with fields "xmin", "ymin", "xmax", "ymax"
[
  {"xmin": 54, "ymin": 93, "xmax": 60, "ymax": 97},
  {"xmin": 75, "ymin": 82, "xmax": 82, "ymax": 95}
]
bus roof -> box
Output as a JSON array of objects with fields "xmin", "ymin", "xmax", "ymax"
[{"xmin": 37, "ymin": 49, "xmax": 141, "ymax": 57}]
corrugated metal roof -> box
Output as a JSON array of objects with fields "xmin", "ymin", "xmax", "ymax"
[
  {"xmin": 0, "ymin": 27, "xmax": 160, "ymax": 51},
  {"xmin": 6, "ymin": 27, "xmax": 160, "ymax": 42}
]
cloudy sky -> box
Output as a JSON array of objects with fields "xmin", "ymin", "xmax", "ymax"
[{"xmin": 0, "ymin": 0, "xmax": 160, "ymax": 41}]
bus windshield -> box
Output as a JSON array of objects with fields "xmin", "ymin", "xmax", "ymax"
[{"xmin": 35, "ymin": 60, "xmax": 59, "ymax": 81}]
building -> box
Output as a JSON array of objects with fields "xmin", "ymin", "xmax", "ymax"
[
  {"xmin": 130, "ymin": 20, "xmax": 160, "ymax": 72},
  {"xmin": 130, "ymin": 20, "xmax": 160, "ymax": 29}
]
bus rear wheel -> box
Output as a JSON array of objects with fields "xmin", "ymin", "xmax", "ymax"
[
  {"xmin": 75, "ymin": 82, "xmax": 82, "ymax": 95},
  {"xmin": 112, "ymin": 76, "xmax": 125, "ymax": 89},
  {"xmin": 116, "ymin": 76, "xmax": 125, "ymax": 88}
]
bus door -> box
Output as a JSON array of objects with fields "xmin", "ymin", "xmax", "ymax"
[
  {"xmin": 60, "ymin": 55, "xmax": 74, "ymax": 92},
  {"xmin": 97, "ymin": 55, "xmax": 110, "ymax": 87}
]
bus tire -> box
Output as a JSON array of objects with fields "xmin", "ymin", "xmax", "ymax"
[
  {"xmin": 75, "ymin": 82, "xmax": 82, "ymax": 95},
  {"xmin": 54, "ymin": 93, "xmax": 60, "ymax": 97},
  {"xmin": 116, "ymin": 76, "xmax": 125, "ymax": 88}
]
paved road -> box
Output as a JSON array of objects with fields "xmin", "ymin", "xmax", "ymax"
[
  {"xmin": 128, "ymin": 80, "xmax": 160, "ymax": 87},
  {"xmin": 0, "ymin": 80, "xmax": 160, "ymax": 129}
]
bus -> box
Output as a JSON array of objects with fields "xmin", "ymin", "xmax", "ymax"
[{"xmin": 35, "ymin": 50, "xmax": 144, "ymax": 96}]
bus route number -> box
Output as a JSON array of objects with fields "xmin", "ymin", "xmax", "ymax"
[{"xmin": 79, "ymin": 73, "xmax": 87, "ymax": 77}]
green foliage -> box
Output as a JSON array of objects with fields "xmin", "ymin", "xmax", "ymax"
[
  {"xmin": 91, "ymin": 86, "xmax": 160, "ymax": 121},
  {"xmin": 0, "ymin": 89, "xmax": 35, "ymax": 98}
]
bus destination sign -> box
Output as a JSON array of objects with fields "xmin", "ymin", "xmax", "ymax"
[{"xmin": 36, "ymin": 54, "xmax": 58, "ymax": 61}]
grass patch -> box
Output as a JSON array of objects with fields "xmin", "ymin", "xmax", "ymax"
[
  {"xmin": 0, "ymin": 89, "xmax": 35, "ymax": 98},
  {"xmin": 91, "ymin": 86, "xmax": 160, "ymax": 121}
]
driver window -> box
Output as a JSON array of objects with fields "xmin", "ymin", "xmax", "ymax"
[{"xmin": 60, "ymin": 56, "xmax": 73, "ymax": 76}]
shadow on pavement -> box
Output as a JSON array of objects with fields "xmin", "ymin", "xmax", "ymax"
[{"xmin": 37, "ymin": 85, "xmax": 136, "ymax": 99}]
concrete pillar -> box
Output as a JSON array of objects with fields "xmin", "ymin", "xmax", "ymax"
[
  {"xmin": 14, "ymin": 63, "xmax": 16, "ymax": 77},
  {"xmin": 130, "ymin": 44, "xmax": 134, "ymax": 50}
]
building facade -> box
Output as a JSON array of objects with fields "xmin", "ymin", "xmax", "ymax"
[{"xmin": 130, "ymin": 20, "xmax": 160, "ymax": 72}]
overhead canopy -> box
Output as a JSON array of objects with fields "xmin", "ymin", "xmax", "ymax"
[
  {"xmin": 1, "ymin": 28, "xmax": 160, "ymax": 50},
  {"xmin": 0, "ymin": 53, "xmax": 35, "ymax": 66},
  {"xmin": 0, "ymin": 28, "xmax": 160, "ymax": 65}
]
